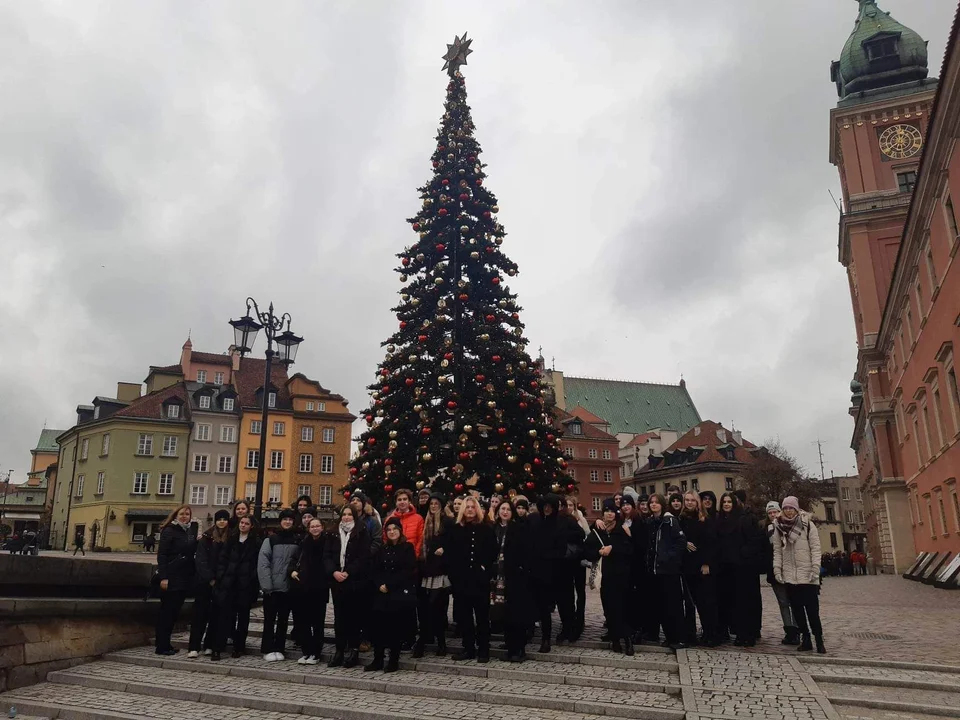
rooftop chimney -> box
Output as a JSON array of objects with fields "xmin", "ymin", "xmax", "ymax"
[
  {"xmin": 732, "ymin": 430, "xmax": 743, "ymax": 446},
  {"xmin": 116, "ymin": 382, "xmax": 142, "ymax": 403}
]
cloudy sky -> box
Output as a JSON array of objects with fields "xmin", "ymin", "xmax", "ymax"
[{"xmin": 0, "ymin": 1, "xmax": 950, "ymax": 483}]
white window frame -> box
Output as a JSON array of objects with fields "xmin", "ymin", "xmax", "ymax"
[
  {"xmin": 270, "ymin": 450, "xmax": 284, "ymax": 470},
  {"xmin": 564, "ymin": 447, "xmax": 575, "ymax": 458},
  {"xmin": 320, "ymin": 454, "xmax": 334, "ymax": 474},
  {"xmin": 215, "ymin": 485, "xmax": 233, "ymax": 506},
  {"xmin": 299, "ymin": 454, "xmax": 313, "ymax": 473},
  {"xmin": 273, "ymin": 421, "xmax": 285, "ymax": 436},
  {"xmin": 197, "ymin": 370, "xmax": 206, "ymax": 383},
  {"xmin": 317, "ymin": 485, "xmax": 332, "ymax": 506},
  {"xmin": 244, "ymin": 482, "xmax": 257, "ymax": 501},
  {"xmin": 590, "ymin": 469, "xmax": 599, "ymax": 483},
  {"xmin": 318, "ymin": 402, "xmax": 326, "ymax": 412},
  {"xmin": 602, "ymin": 449, "xmax": 611, "ymax": 460},
  {"xmin": 199, "ymin": 395, "xmax": 211, "ymax": 409},
  {"xmin": 217, "ymin": 455, "xmax": 234, "ymax": 474},
  {"xmin": 322, "ymin": 428, "xmax": 335, "ymax": 443},
  {"xmin": 297, "ymin": 484, "xmax": 312, "ymax": 499},
  {"xmin": 268, "ymin": 392, "xmax": 277, "ymax": 408},
  {"xmin": 223, "ymin": 398, "xmax": 235, "ymax": 412},
  {"xmin": 220, "ymin": 425, "xmax": 236, "ymax": 443},
  {"xmin": 101, "ymin": 433, "xmax": 110, "ymax": 456},
  {"xmin": 133, "ymin": 472, "xmax": 149, "ymax": 494},
  {"xmin": 167, "ymin": 404, "xmax": 180, "ymax": 419},
  {"xmin": 603, "ymin": 470, "xmax": 613, "ymax": 483},
  {"xmin": 190, "ymin": 484, "xmax": 207, "ymax": 506},
  {"xmin": 214, "ymin": 372, "xmax": 224, "ymax": 386},
  {"xmin": 306, "ymin": 401, "xmax": 315, "ymax": 412},
  {"xmin": 162, "ymin": 435, "xmax": 178, "ymax": 457},
  {"xmin": 301, "ymin": 426, "xmax": 314, "ymax": 442},
  {"xmin": 250, "ymin": 420, "xmax": 261, "ymax": 434},
  {"xmin": 588, "ymin": 448, "xmax": 597, "ymax": 459},
  {"xmin": 268, "ymin": 482, "xmax": 282, "ymax": 503},
  {"xmin": 158, "ymin": 473, "xmax": 174, "ymax": 495},
  {"xmin": 246, "ymin": 449, "xmax": 259, "ymax": 468},
  {"xmin": 137, "ymin": 434, "xmax": 153, "ymax": 456},
  {"xmin": 592, "ymin": 497, "xmax": 602, "ymax": 512},
  {"xmin": 193, "ymin": 454, "xmax": 209, "ymax": 473},
  {"xmin": 96, "ymin": 472, "xmax": 105, "ymax": 495},
  {"xmin": 196, "ymin": 424, "xmax": 212, "ymax": 442},
  {"xmin": 75, "ymin": 474, "xmax": 84, "ymax": 497},
  {"xmin": 80, "ymin": 438, "xmax": 89, "ymax": 460}
]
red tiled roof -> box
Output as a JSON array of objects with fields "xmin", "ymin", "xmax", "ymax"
[
  {"xmin": 113, "ymin": 384, "xmax": 189, "ymax": 420},
  {"xmin": 190, "ymin": 351, "xmax": 233, "ymax": 366},
  {"xmin": 148, "ymin": 364, "xmax": 183, "ymax": 375},
  {"xmin": 235, "ymin": 357, "xmax": 291, "ymax": 409},
  {"xmin": 552, "ymin": 407, "xmax": 618, "ymax": 442},
  {"xmin": 568, "ymin": 405, "xmax": 607, "ymax": 425},
  {"xmin": 639, "ymin": 420, "xmax": 756, "ymax": 472},
  {"xmin": 625, "ymin": 432, "xmax": 659, "ymax": 448}
]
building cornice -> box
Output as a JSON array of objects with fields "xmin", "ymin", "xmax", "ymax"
[
  {"xmin": 829, "ymin": 92, "xmax": 937, "ymax": 166},
  {"xmin": 630, "ymin": 460, "xmax": 745, "ymax": 485}
]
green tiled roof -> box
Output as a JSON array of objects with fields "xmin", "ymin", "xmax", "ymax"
[
  {"xmin": 562, "ymin": 377, "xmax": 700, "ymax": 436},
  {"xmin": 33, "ymin": 428, "xmax": 64, "ymax": 453}
]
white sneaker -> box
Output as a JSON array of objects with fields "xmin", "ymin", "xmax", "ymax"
[
  {"xmin": 273, "ymin": 652, "xmax": 285, "ymax": 661},
  {"xmin": 202, "ymin": 649, "xmax": 212, "ymax": 656},
  {"xmin": 264, "ymin": 653, "xmax": 276, "ymax": 662},
  {"xmin": 186, "ymin": 651, "xmax": 199, "ymax": 659},
  {"xmin": 304, "ymin": 656, "xmax": 319, "ymax": 665},
  {"xmin": 297, "ymin": 655, "xmax": 308, "ymax": 665}
]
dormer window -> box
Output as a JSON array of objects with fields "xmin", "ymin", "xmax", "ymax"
[
  {"xmin": 167, "ymin": 404, "xmax": 180, "ymax": 419},
  {"xmin": 268, "ymin": 392, "xmax": 277, "ymax": 408},
  {"xmin": 570, "ymin": 422, "xmax": 583, "ymax": 436},
  {"xmin": 865, "ymin": 36, "xmax": 899, "ymax": 62},
  {"xmin": 223, "ymin": 398, "xmax": 235, "ymax": 412},
  {"xmin": 197, "ymin": 370, "xmax": 207, "ymax": 384},
  {"xmin": 199, "ymin": 396, "xmax": 211, "ymax": 409},
  {"xmin": 93, "ymin": 406, "xmax": 100, "ymax": 420}
]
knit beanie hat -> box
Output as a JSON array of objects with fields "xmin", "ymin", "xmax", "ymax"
[
  {"xmin": 602, "ymin": 498, "xmax": 620, "ymax": 515},
  {"xmin": 621, "ymin": 495, "xmax": 636, "ymax": 508},
  {"xmin": 514, "ymin": 498, "xmax": 529, "ymax": 510},
  {"xmin": 279, "ymin": 508, "xmax": 298, "ymax": 521},
  {"xmin": 766, "ymin": 501, "xmax": 782, "ymax": 513},
  {"xmin": 782, "ymin": 496, "xmax": 800, "ymax": 512},
  {"xmin": 384, "ymin": 516, "xmax": 403, "ymax": 532},
  {"xmin": 214, "ymin": 509, "xmax": 231, "ymax": 522}
]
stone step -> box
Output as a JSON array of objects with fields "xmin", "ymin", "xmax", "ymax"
[
  {"xmin": 42, "ymin": 660, "xmax": 685, "ymax": 720},
  {"xmin": 107, "ymin": 645, "xmax": 680, "ymax": 695},
  {"xmin": 820, "ymin": 681, "xmax": 960, "ymax": 719},
  {"xmin": 171, "ymin": 633, "xmax": 678, "ymax": 671}
]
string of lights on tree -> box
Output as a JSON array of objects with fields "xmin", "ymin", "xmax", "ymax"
[{"xmin": 346, "ymin": 34, "xmax": 573, "ymax": 509}]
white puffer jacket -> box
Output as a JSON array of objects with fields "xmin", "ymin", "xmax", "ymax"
[{"xmin": 772, "ymin": 512, "xmax": 821, "ymax": 586}]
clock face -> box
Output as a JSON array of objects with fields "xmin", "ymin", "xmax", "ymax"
[{"xmin": 878, "ymin": 124, "xmax": 923, "ymax": 160}]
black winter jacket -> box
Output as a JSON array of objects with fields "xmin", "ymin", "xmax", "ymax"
[
  {"xmin": 216, "ymin": 530, "xmax": 260, "ymax": 604},
  {"xmin": 647, "ymin": 512, "xmax": 685, "ymax": 576},
  {"xmin": 194, "ymin": 532, "xmax": 227, "ymax": 585},
  {"xmin": 323, "ymin": 524, "xmax": 371, "ymax": 596},
  {"xmin": 156, "ymin": 522, "xmax": 198, "ymax": 592},
  {"xmin": 293, "ymin": 533, "xmax": 330, "ymax": 596},
  {"xmin": 585, "ymin": 522, "xmax": 634, "ymax": 580},
  {"xmin": 526, "ymin": 495, "xmax": 582, "ymax": 586},
  {"xmin": 679, "ymin": 512, "xmax": 718, "ymax": 575},
  {"xmin": 420, "ymin": 515, "xmax": 454, "ymax": 578},
  {"xmin": 447, "ymin": 522, "xmax": 497, "ymax": 597},
  {"xmin": 371, "ymin": 541, "xmax": 417, "ymax": 613}
]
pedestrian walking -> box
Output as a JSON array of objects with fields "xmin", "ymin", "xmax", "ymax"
[
  {"xmin": 773, "ymin": 496, "xmax": 826, "ymax": 654},
  {"xmin": 72, "ymin": 531, "xmax": 85, "ymax": 556},
  {"xmin": 154, "ymin": 505, "xmax": 197, "ymax": 656}
]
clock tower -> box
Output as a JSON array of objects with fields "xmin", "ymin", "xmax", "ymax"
[{"xmin": 831, "ymin": 0, "xmax": 936, "ymax": 572}]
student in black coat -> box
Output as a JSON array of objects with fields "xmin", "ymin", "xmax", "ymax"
[
  {"xmin": 526, "ymin": 493, "xmax": 581, "ymax": 652},
  {"xmin": 586, "ymin": 499, "xmax": 635, "ymax": 655},
  {"xmin": 491, "ymin": 500, "xmax": 535, "ymax": 662},
  {"xmin": 290, "ymin": 517, "xmax": 330, "ymax": 664},
  {"xmin": 447, "ymin": 496, "xmax": 497, "ymax": 663},
  {"xmin": 365, "ymin": 517, "xmax": 418, "ymax": 673},
  {"xmin": 679, "ymin": 492, "xmax": 720, "ymax": 646},
  {"xmin": 154, "ymin": 505, "xmax": 198, "ymax": 656},
  {"xmin": 631, "ymin": 496, "xmax": 659, "ymax": 643},
  {"xmin": 647, "ymin": 493, "xmax": 687, "ymax": 650},
  {"xmin": 215, "ymin": 515, "xmax": 260, "ymax": 657},
  {"xmin": 188, "ymin": 510, "xmax": 230, "ymax": 660},
  {"xmin": 716, "ymin": 492, "xmax": 760, "ymax": 646},
  {"xmin": 324, "ymin": 505, "xmax": 371, "ymax": 669},
  {"xmin": 415, "ymin": 494, "xmax": 454, "ymax": 658}
]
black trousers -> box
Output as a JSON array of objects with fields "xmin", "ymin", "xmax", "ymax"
[
  {"xmin": 219, "ymin": 595, "xmax": 253, "ymax": 652},
  {"xmin": 417, "ymin": 586, "xmax": 450, "ymax": 645},
  {"xmin": 736, "ymin": 568, "xmax": 762, "ymax": 641},
  {"xmin": 683, "ymin": 571, "xmax": 718, "ymax": 642},
  {"xmin": 572, "ymin": 563, "xmax": 587, "ymax": 633},
  {"xmin": 155, "ymin": 589, "xmax": 187, "ymax": 652},
  {"xmin": 633, "ymin": 570, "xmax": 659, "ymax": 639},
  {"xmin": 600, "ymin": 575, "xmax": 630, "ymax": 640},
  {"xmin": 534, "ymin": 578, "xmax": 575, "ymax": 641},
  {"xmin": 716, "ymin": 567, "xmax": 737, "ymax": 639},
  {"xmin": 655, "ymin": 574, "xmax": 684, "ymax": 645},
  {"xmin": 454, "ymin": 591, "xmax": 490, "ymax": 655},
  {"xmin": 260, "ymin": 592, "xmax": 291, "ymax": 654},
  {"xmin": 504, "ymin": 618, "xmax": 527, "ymax": 657},
  {"xmin": 786, "ymin": 584, "xmax": 823, "ymax": 636},
  {"xmin": 332, "ymin": 590, "xmax": 362, "ymax": 651},
  {"xmin": 294, "ymin": 591, "xmax": 327, "ymax": 657},
  {"xmin": 188, "ymin": 583, "xmax": 214, "ymax": 651}
]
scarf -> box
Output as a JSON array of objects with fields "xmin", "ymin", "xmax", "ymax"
[
  {"xmin": 339, "ymin": 522, "xmax": 354, "ymax": 570},
  {"xmin": 775, "ymin": 513, "xmax": 803, "ymax": 545}
]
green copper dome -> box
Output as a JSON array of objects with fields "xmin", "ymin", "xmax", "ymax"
[{"xmin": 831, "ymin": 0, "xmax": 929, "ymax": 99}]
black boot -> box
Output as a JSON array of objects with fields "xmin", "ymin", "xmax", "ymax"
[
  {"xmin": 343, "ymin": 648, "xmax": 360, "ymax": 668},
  {"xmin": 384, "ymin": 647, "xmax": 400, "ymax": 673},
  {"xmin": 364, "ymin": 647, "xmax": 384, "ymax": 672},
  {"xmin": 782, "ymin": 628, "xmax": 799, "ymax": 645},
  {"xmin": 624, "ymin": 637, "xmax": 635, "ymax": 657},
  {"xmin": 451, "ymin": 647, "xmax": 475, "ymax": 661},
  {"xmin": 538, "ymin": 639, "xmax": 551, "ymax": 654},
  {"xmin": 815, "ymin": 636, "xmax": 826, "ymax": 654},
  {"xmin": 797, "ymin": 633, "xmax": 813, "ymax": 652},
  {"xmin": 411, "ymin": 640, "xmax": 424, "ymax": 659},
  {"xmin": 328, "ymin": 648, "xmax": 344, "ymax": 668},
  {"xmin": 611, "ymin": 639, "xmax": 623, "ymax": 653},
  {"xmin": 435, "ymin": 637, "xmax": 447, "ymax": 657}
]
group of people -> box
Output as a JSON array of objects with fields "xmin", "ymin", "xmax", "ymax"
[
  {"xmin": 821, "ymin": 550, "xmax": 867, "ymax": 577},
  {"xmin": 152, "ymin": 484, "xmax": 828, "ymax": 669}
]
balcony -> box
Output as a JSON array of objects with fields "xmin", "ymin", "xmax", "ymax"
[{"xmin": 842, "ymin": 190, "xmax": 912, "ymax": 217}]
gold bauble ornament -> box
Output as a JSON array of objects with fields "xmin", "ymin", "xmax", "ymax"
[
  {"xmin": 470, "ymin": 252, "xmax": 480, "ymax": 259},
  {"xmin": 528, "ymin": 429, "xmax": 538, "ymax": 437},
  {"xmin": 495, "ymin": 238, "xmax": 503, "ymax": 246},
  {"xmin": 480, "ymin": 333, "xmax": 490, "ymax": 341},
  {"xmin": 412, "ymin": 298, "xmax": 420, "ymax": 306},
  {"xmin": 416, "ymin": 480, "xmax": 426, "ymax": 489},
  {"xmin": 524, "ymin": 463, "xmax": 532, "ymax": 473},
  {"xmin": 495, "ymin": 482, "xmax": 504, "ymax": 492},
  {"xmin": 441, "ymin": 359, "xmax": 449, "ymax": 368},
  {"xmin": 519, "ymin": 361, "xmax": 527, "ymax": 368},
  {"xmin": 434, "ymin": 278, "xmax": 444, "ymax": 285},
  {"xmin": 460, "ymin": 225, "xmax": 470, "ymax": 234},
  {"xmin": 389, "ymin": 440, "xmax": 398, "ymax": 449},
  {"xmin": 400, "ymin": 275, "xmax": 408, "ymax": 282},
  {"xmin": 507, "ymin": 380, "xmax": 515, "ymax": 387},
  {"xmin": 438, "ymin": 299, "xmax": 447, "ymax": 309},
  {"xmin": 416, "ymin": 254, "xmax": 425, "ymax": 262},
  {"xmin": 387, "ymin": 344, "xmax": 396, "ymax": 353},
  {"xmin": 507, "ymin": 455, "xmax": 517, "ymax": 463},
  {"xmin": 389, "ymin": 430, "xmax": 398, "ymax": 439},
  {"xmin": 362, "ymin": 462, "xmax": 370, "ymax": 470},
  {"xmin": 492, "ymin": 205, "xmax": 499, "ymax": 212},
  {"xmin": 423, "ymin": 320, "xmax": 431, "ymax": 327},
  {"xmin": 498, "ymin": 300, "xmax": 507, "ymax": 308},
  {"xmin": 487, "ymin": 401, "xmax": 497, "ymax": 408},
  {"xmin": 551, "ymin": 483, "xmax": 561, "ymax": 492},
  {"xmin": 422, "ymin": 453, "xmax": 432, "ymax": 461},
  {"xmin": 438, "ymin": 376, "xmax": 447, "ymax": 383},
  {"xmin": 463, "ymin": 425, "xmax": 473, "ymax": 433},
  {"xmin": 414, "ymin": 404, "xmax": 423, "ymax": 412}
]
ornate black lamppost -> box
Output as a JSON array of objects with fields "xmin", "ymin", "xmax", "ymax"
[{"xmin": 229, "ymin": 299, "xmax": 303, "ymax": 520}]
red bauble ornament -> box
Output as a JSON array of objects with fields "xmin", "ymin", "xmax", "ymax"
[
  {"xmin": 468, "ymin": 155, "xmax": 476, "ymax": 161},
  {"xmin": 491, "ymin": 277, "xmax": 500, "ymax": 285},
  {"xmin": 547, "ymin": 434, "xmax": 555, "ymax": 441},
  {"xmin": 444, "ymin": 352, "xmax": 454, "ymax": 360},
  {"xmin": 382, "ymin": 385, "xmax": 390, "ymax": 393},
  {"xmin": 483, "ymin": 211, "xmax": 491, "ymax": 218},
  {"xmin": 422, "ymin": 427, "xmax": 432, "ymax": 435},
  {"xmin": 459, "ymin": 452, "xmax": 470, "ymax": 460},
  {"xmin": 349, "ymin": 468, "xmax": 358, "ymax": 475},
  {"xmin": 367, "ymin": 438, "xmax": 376, "ymax": 446},
  {"xmin": 485, "ymin": 314, "xmax": 495, "ymax": 322},
  {"xmin": 432, "ymin": 161, "xmax": 439, "ymax": 168},
  {"xmin": 530, "ymin": 381, "xmax": 538, "ymax": 388},
  {"xmin": 533, "ymin": 458, "xmax": 542, "ymax": 466},
  {"xmin": 485, "ymin": 246, "xmax": 494, "ymax": 254},
  {"xmin": 402, "ymin": 257, "xmax": 410, "ymax": 266},
  {"xmin": 436, "ymin": 243, "xmax": 446, "ymax": 252},
  {"xmin": 365, "ymin": 415, "xmax": 373, "ymax": 424},
  {"xmin": 492, "ymin": 355, "xmax": 502, "ymax": 363},
  {"xmin": 512, "ymin": 313, "xmax": 519, "ymax": 320},
  {"xmin": 519, "ymin": 402, "xmax": 528, "ymax": 409},
  {"xmin": 447, "ymin": 400, "xmax": 457, "ymax": 409},
  {"xmin": 385, "ymin": 458, "xmax": 393, "ymax": 466},
  {"xmin": 381, "ymin": 368, "xmax": 389, "ymax": 376},
  {"xmin": 476, "ymin": 179, "xmax": 483, "ymax": 186},
  {"xmin": 412, "ymin": 223, "xmax": 421, "ymax": 231},
  {"xmin": 384, "ymin": 484, "xmax": 394, "ymax": 493},
  {"xmin": 343, "ymin": 490, "xmax": 352, "ymax": 498},
  {"xmin": 475, "ymin": 374, "xmax": 485, "ymax": 382},
  {"xmin": 399, "ymin": 321, "xmax": 407, "ymax": 329},
  {"xmin": 418, "ymin": 335, "xmax": 427, "ymax": 343},
  {"xmin": 459, "ymin": 193, "xmax": 469, "ymax": 201},
  {"xmin": 454, "ymin": 483, "xmax": 465, "ymax": 492},
  {"xmin": 405, "ymin": 378, "xmax": 415, "ymax": 386},
  {"xmin": 438, "ymin": 208, "xmax": 448, "ymax": 216},
  {"xmin": 526, "ymin": 481, "xmax": 535, "ymax": 490},
  {"xmin": 497, "ymin": 427, "xmax": 507, "ymax": 435},
  {"xmin": 382, "ymin": 502, "xmax": 389, "ymax": 510},
  {"xmin": 567, "ymin": 484, "xmax": 575, "ymax": 492},
  {"xmin": 442, "ymin": 179, "xmax": 450, "ymax": 185},
  {"xmin": 458, "ymin": 293, "xmax": 469, "ymax": 301}
]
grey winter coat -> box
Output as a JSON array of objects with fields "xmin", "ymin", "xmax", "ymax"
[
  {"xmin": 772, "ymin": 512, "xmax": 821, "ymax": 586},
  {"xmin": 257, "ymin": 533, "xmax": 300, "ymax": 594}
]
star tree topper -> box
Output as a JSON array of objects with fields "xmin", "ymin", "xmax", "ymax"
[{"xmin": 442, "ymin": 32, "xmax": 473, "ymax": 76}]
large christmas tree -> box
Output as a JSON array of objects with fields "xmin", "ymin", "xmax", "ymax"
[{"xmin": 348, "ymin": 34, "xmax": 571, "ymax": 508}]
